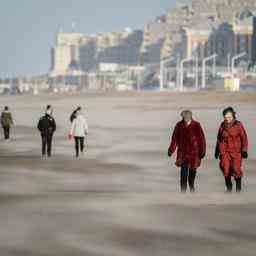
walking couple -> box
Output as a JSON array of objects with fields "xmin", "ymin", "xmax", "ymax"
[
  {"xmin": 37, "ymin": 105, "xmax": 88, "ymax": 158},
  {"xmin": 168, "ymin": 107, "xmax": 248, "ymax": 193}
]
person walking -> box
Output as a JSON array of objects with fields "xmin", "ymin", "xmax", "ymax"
[
  {"xmin": 168, "ymin": 110, "xmax": 206, "ymax": 193},
  {"xmin": 1, "ymin": 106, "xmax": 13, "ymax": 140},
  {"xmin": 69, "ymin": 109, "xmax": 88, "ymax": 158},
  {"xmin": 215, "ymin": 107, "xmax": 248, "ymax": 192},
  {"xmin": 37, "ymin": 106, "xmax": 56, "ymax": 157}
]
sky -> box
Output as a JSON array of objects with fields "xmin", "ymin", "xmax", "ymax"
[{"xmin": 0, "ymin": 0, "xmax": 181, "ymax": 78}]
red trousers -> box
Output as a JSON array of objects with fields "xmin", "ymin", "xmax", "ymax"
[{"xmin": 220, "ymin": 152, "xmax": 242, "ymax": 178}]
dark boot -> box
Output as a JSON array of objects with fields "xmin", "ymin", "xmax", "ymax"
[
  {"xmin": 235, "ymin": 178, "xmax": 242, "ymax": 192},
  {"xmin": 225, "ymin": 176, "xmax": 232, "ymax": 192},
  {"xmin": 188, "ymin": 169, "xmax": 197, "ymax": 192}
]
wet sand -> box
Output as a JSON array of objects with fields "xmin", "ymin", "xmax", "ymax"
[{"xmin": 0, "ymin": 91, "xmax": 256, "ymax": 256}]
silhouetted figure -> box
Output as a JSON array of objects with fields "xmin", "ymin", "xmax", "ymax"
[
  {"xmin": 1, "ymin": 106, "xmax": 13, "ymax": 140},
  {"xmin": 37, "ymin": 106, "xmax": 56, "ymax": 157}
]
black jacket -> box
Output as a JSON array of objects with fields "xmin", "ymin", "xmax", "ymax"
[{"xmin": 37, "ymin": 114, "xmax": 56, "ymax": 135}]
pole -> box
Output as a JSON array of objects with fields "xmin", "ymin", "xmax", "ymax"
[
  {"xmin": 202, "ymin": 54, "xmax": 218, "ymax": 89},
  {"xmin": 227, "ymin": 53, "xmax": 231, "ymax": 73},
  {"xmin": 195, "ymin": 56, "xmax": 199, "ymax": 90},
  {"xmin": 202, "ymin": 60, "xmax": 206, "ymax": 89},
  {"xmin": 160, "ymin": 56, "xmax": 174, "ymax": 91},
  {"xmin": 176, "ymin": 58, "xmax": 180, "ymax": 90},
  {"xmin": 137, "ymin": 72, "xmax": 140, "ymax": 91},
  {"xmin": 160, "ymin": 60, "xmax": 164, "ymax": 91},
  {"xmin": 180, "ymin": 58, "xmax": 193, "ymax": 92},
  {"xmin": 231, "ymin": 52, "xmax": 247, "ymax": 78},
  {"xmin": 213, "ymin": 56, "xmax": 216, "ymax": 78}
]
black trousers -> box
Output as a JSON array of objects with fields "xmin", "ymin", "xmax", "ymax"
[
  {"xmin": 3, "ymin": 126, "xmax": 10, "ymax": 139},
  {"xmin": 180, "ymin": 164, "xmax": 197, "ymax": 193},
  {"xmin": 225, "ymin": 175, "xmax": 242, "ymax": 192},
  {"xmin": 74, "ymin": 137, "xmax": 84, "ymax": 157},
  {"xmin": 41, "ymin": 133, "xmax": 53, "ymax": 157}
]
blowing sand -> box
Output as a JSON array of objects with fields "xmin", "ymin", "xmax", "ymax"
[{"xmin": 0, "ymin": 91, "xmax": 255, "ymax": 256}]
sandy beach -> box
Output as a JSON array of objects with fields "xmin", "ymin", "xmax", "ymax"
[{"xmin": 0, "ymin": 91, "xmax": 256, "ymax": 256}]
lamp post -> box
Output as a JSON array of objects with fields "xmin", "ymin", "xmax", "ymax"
[
  {"xmin": 227, "ymin": 53, "xmax": 231, "ymax": 73},
  {"xmin": 195, "ymin": 56, "xmax": 199, "ymax": 90},
  {"xmin": 231, "ymin": 52, "xmax": 247, "ymax": 78},
  {"xmin": 180, "ymin": 57, "xmax": 193, "ymax": 92},
  {"xmin": 202, "ymin": 54, "xmax": 218, "ymax": 89},
  {"xmin": 160, "ymin": 56, "xmax": 174, "ymax": 91}
]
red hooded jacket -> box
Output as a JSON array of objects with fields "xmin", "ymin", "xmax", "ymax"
[
  {"xmin": 169, "ymin": 120, "xmax": 206, "ymax": 169},
  {"xmin": 216, "ymin": 120, "xmax": 248, "ymax": 155}
]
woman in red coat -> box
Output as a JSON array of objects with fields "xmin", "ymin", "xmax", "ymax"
[
  {"xmin": 168, "ymin": 110, "xmax": 206, "ymax": 193},
  {"xmin": 215, "ymin": 107, "xmax": 248, "ymax": 192}
]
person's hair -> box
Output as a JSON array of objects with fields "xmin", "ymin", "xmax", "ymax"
[
  {"xmin": 46, "ymin": 105, "xmax": 52, "ymax": 110},
  {"xmin": 4, "ymin": 106, "xmax": 8, "ymax": 111},
  {"xmin": 223, "ymin": 107, "xmax": 236, "ymax": 119},
  {"xmin": 181, "ymin": 110, "xmax": 192, "ymax": 119},
  {"xmin": 76, "ymin": 106, "xmax": 81, "ymax": 111}
]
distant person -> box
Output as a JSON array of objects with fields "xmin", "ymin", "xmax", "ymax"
[
  {"xmin": 1, "ymin": 106, "xmax": 13, "ymax": 140},
  {"xmin": 69, "ymin": 108, "xmax": 88, "ymax": 158},
  {"xmin": 215, "ymin": 107, "xmax": 248, "ymax": 192},
  {"xmin": 37, "ymin": 105, "xmax": 56, "ymax": 157},
  {"xmin": 168, "ymin": 110, "xmax": 206, "ymax": 193},
  {"xmin": 70, "ymin": 106, "xmax": 81, "ymax": 123}
]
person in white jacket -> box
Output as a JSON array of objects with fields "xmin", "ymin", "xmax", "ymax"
[{"xmin": 69, "ymin": 110, "xmax": 88, "ymax": 157}]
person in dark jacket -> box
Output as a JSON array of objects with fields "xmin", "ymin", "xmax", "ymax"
[
  {"xmin": 215, "ymin": 107, "xmax": 248, "ymax": 192},
  {"xmin": 1, "ymin": 106, "xmax": 13, "ymax": 140},
  {"xmin": 168, "ymin": 110, "xmax": 206, "ymax": 193},
  {"xmin": 37, "ymin": 106, "xmax": 56, "ymax": 157},
  {"xmin": 70, "ymin": 106, "xmax": 81, "ymax": 123}
]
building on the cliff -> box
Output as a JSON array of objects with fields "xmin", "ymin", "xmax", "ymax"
[{"xmin": 181, "ymin": 8, "xmax": 254, "ymax": 65}]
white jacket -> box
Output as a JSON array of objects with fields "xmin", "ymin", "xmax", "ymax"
[{"xmin": 70, "ymin": 115, "xmax": 88, "ymax": 137}]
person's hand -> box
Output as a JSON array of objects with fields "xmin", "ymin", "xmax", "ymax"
[
  {"xmin": 68, "ymin": 134, "xmax": 73, "ymax": 140},
  {"xmin": 241, "ymin": 151, "xmax": 248, "ymax": 159},
  {"xmin": 215, "ymin": 148, "xmax": 219, "ymax": 159},
  {"xmin": 168, "ymin": 148, "xmax": 172, "ymax": 157},
  {"xmin": 200, "ymin": 153, "xmax": 206, "ymax": 159}
]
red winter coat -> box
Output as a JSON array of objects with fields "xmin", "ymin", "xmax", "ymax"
[
  {"xmin": 168, "ymin": 120, "xmax": 206, "ymax": 169},
  {"xmin": 216, "ymin": 120, "xmax": 248, "ymax": 178},
  {"xmin": 216, "ymin": 120, "xmax": 248, "ymax": 155}
]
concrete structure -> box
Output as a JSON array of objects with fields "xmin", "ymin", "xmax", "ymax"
[
  {"xmin": 79, "ymin": 37, "xmax": 97, "ymax": 71},
  {"xmin": 52, "ymin": 29, "xmax": 143, "ymax": 76},
  {"xmin": 96, "ymin": 29, "xmax": 143, "ymax": 65},
  {"xmin": 157, "ymin": 0, "xmax": 256, "ymax": 63},
  {"xmin": 140, "ymin": 19, "xmax": 167, "ymax": 64},
  {"xmin": 233, "ymin": 11, "xmax": 254, "ymax": 56},
  {"xmin": 182, "ymin": 22, "xmax": 215, "ymax": 60},
  {"xmin": 251, "ymin": 16, "xmax": 256, "ymax": 64},
  {"xmin": 49, "ymin": 0, "xmax": 256, "ymax": 91},
  {"xmin": 51, "ymin": 32, "xmax": 84, "ymax": 74},
  {"xmin": 181, "ymin": 8, "xmax": 254, "ymax": 65}
]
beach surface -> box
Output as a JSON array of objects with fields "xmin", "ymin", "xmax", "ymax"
[{"xmin": 0, "ymin": 91, "xmax": 256, "ymax": 256}]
